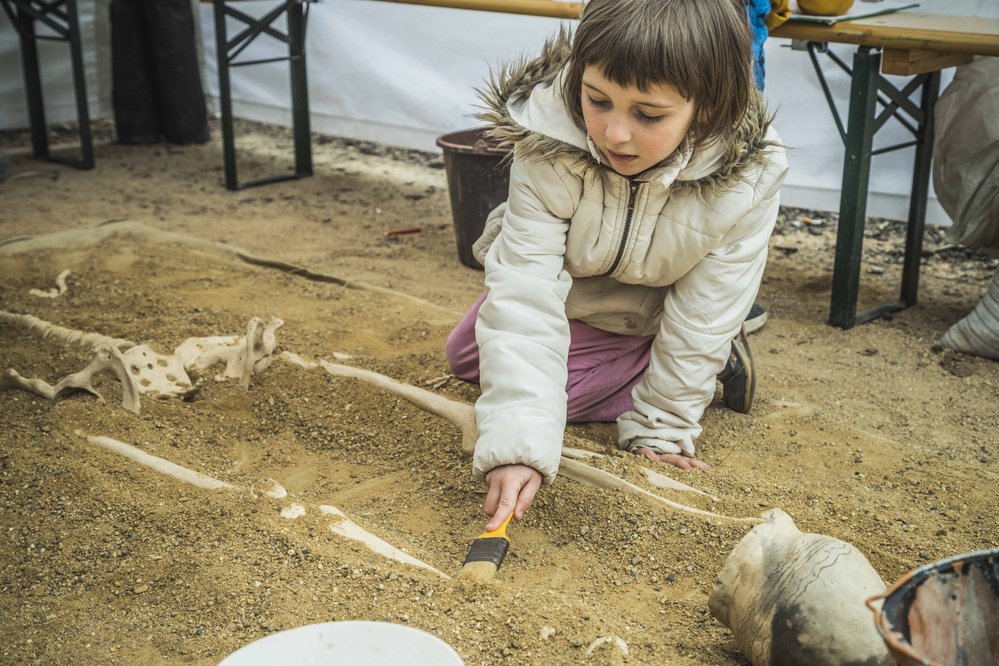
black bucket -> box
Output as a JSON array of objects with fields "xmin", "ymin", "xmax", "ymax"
[{"xmin": 436, "ymin": 128, "xmax": 512, "ymax": 270}]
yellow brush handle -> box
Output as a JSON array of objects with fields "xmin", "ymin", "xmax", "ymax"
[{"xmin": 478, "ymin": 512, "xmax": 513, "ymax": 540}]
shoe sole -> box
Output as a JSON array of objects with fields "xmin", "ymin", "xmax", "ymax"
[{"xmin": 744, "ymin": 309, "xmax": 768, "ymax": 335}]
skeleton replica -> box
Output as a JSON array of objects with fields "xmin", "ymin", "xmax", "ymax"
[{"xmin": 0, "ymin": 235, "xmax": 893, "ymax": 664}]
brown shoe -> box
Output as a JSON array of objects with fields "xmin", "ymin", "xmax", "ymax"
[{"xmin": 717, "ymin": 327, "xmax": 755, "ymax": 414}]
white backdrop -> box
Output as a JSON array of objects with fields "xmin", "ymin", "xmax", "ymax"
[{"xmin": 2, "ymin": 0, "xmax": 997, "ymax": 225}]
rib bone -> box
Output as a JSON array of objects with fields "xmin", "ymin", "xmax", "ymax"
[{"xmin": 83, "ymin": 433, "xmax": 447, "ymax": 578}]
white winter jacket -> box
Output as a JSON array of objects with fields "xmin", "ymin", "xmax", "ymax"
[{"xmin": 470, "ymin": 39, "xmax": 789, "ymax": 485}]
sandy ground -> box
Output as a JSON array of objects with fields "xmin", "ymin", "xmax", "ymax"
[{"xmin": 0, "ymin": 121, "xmax": 996, "ymax": 665}]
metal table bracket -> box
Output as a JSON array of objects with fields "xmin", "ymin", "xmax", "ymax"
[
  {"xmin": 804, "ymin": 42, "xmax": 940, "ymax": 329},
  {"xmin": 210, "ymin": 0, "xmax": 315, "ymax": 190}
]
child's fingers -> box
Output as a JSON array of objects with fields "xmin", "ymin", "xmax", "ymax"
[
  {"xmin": 483, "ymin": 475, "xmax": 501, "ymax": 517},
  {"xmin": 514, "ymin": 470, "xmax": 543, "ymax": 520},
  {"xmin": 634, "ymin": 447, "xmax": 710, "ymax": 470}
]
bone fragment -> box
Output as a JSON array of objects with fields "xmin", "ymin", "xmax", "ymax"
[
  {"xmin": 287, "ymin": 352, "xmax": 752, "ymax": 522},
  {"xmin": 559, "ymin": 457, "xmax": 759, "ymax": 524},
  {"xmin": 86, "ymin": 435, "xmax": 233, "ymax": 489},
  {"xmin": 563, "ymin": 446, "xmax": 719, "ymax": 500},
  {"xmin": 642, "ymin": 466, "xmax": 718, "ymax": 501},
  {"xmin": 319, "ymin": 505, "xmax": 449, "ymax": 578},
  {"xmin": 120, "ymin": 345, "xmax": 195, "ymax": 399},
  {"xmin": 175, "ymin": 317, "xmax": 284, "ymax": 387},
  {"xmin": 708, "ymin": 509, "xmax": 890, "ymax": 666},
  {"xmin": 81, "ymin": 433, "xmax": 447, "ymax": 577},
  {"xmin": 281, "ymin": 503, "xmax": 306, "ymax": 519},
  {"xmin": 2, "ymin": 346, "xmax": 140, "ymax": 413},
  {"xmin": 585, "ymin": 635, "xmax": 629, "ymax": 657},
  {"xmin": 0, "ymin": 310, "xmax": 133, "ymax": 350},
  {"xmin": 29, "ymin": 269, "xmax": 71, "ymax": 298}
]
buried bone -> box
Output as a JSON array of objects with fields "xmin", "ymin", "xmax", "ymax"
[
  {"xmin": 281, "ymin": 351, "xmax": 758, "ymax": 524},
  {"xmin": 83, "ymin": 433, "xmax": 448, "ymax": 578},
  {"xmin": 708, "ymin": 509, "xmax": 891, "ymax": 666},
  {"xmin": 29, "ymin": 269, "xmax": 71, "ymax": 299},
  {"xmin": 2, "ymin": 346, "xmax": 141, "ymax": 413},
  {"xmin": 1, "ymin": 312, "xmax": 283, "ymax": 410}
]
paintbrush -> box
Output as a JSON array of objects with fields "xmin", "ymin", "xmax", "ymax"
[{"xmin": 455, "ymin": 512, "xmax": 513, "ymax": 582}]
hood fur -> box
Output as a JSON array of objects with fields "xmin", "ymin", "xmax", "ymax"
[{"xmin": 476, "ymin": 34, "xmax": 778, "ymax": 193}]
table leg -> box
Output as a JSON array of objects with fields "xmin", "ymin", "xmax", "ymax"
[
  {"xmin": 66, "ymin": 0, "xmax": 93, "ymax": 168},
  {"xmin": 11, "ymin": 6, "xmax": 49, "ymax": 159},
  {"xmin": 829, "ymin": 46, "xmax": 880, "ymax": 330},
  {"xmin": 288, "ymin": 0, "xmax": 312, "ymax": 178},
  {"xmin": 899, "ymin": 71, "xmax": 940, "ymax": 307},
  {"xmin": 213, "ymin": 0, "xmax": 239, "ymax": 190}
]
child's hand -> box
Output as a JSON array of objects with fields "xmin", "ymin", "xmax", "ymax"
[
  {"xmin": 633, "ymin": 447, "xmax": 710, "ymax": 471},
  {"xmin": 483, "ymin": 464, "xmax": 543, "ymax": 531}
]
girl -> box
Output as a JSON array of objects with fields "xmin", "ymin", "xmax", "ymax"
[{"xmin": 446, "ymin": 0, "xmax": 789, "ymax": 531}]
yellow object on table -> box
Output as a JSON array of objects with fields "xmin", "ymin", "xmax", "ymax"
[{"xmin": 797, "ymin": 0, "xmax": 854, "ymax": 16}]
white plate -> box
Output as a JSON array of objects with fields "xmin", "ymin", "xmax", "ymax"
[{"xmin": 219, "ymin": 621, "xmax": 464, "ymax": 666}]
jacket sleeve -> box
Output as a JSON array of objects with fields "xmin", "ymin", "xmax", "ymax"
[
  {"xmin": 617, "ymin": 144, "xmax": 789, "ymax": 457},
  {"xmin": 473, "ymin": 157, "xmax": 579, "ymax": 485}
]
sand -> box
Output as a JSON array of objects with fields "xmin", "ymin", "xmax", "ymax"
[{"xmin": 0, "ymin": 120, "xmax": 996, "ymax": 665}]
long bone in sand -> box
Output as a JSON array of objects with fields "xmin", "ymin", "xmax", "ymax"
[
  {"xmin": 83, "ymin": 433, "xmax": 449, "ymax": 578},
  {"xmin": 281, "ymin": 352, "xmax": 759, "ymax": 524}
]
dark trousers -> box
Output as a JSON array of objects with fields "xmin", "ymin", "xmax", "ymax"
[{"xmin": 110, "ymin": 0, "xmax": 210, "ymax": 144}]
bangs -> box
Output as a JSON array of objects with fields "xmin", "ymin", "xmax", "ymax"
[{"xmin": 561, "ymin": 0, "xmax": 752, "ymax": 150}]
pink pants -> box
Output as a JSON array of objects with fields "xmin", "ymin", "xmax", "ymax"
[{"xmin": 445, "ymin": 294, "xmax": 655, "ymax": 422}]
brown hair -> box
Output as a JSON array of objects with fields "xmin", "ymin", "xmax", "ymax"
[{"xmin": 560, "ymin": 0, "xmax": 753, "ymax": 150}]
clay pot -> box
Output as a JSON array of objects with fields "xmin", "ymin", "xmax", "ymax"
[{"xmin": 708, "ymin": 509, "xmax": 890, "ymax": 666}]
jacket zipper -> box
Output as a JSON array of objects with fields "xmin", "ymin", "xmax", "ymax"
[{"xmin": 604, "ymin": 180, "xmax": 639, "ymax": 276}]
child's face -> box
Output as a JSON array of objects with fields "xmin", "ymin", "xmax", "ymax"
[{"xmin": 580, "ymin": 65, "xmax": 696, "ymax": 177}]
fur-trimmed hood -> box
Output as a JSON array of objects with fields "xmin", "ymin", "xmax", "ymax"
[{"xmin": 477, "ymin": 35, "xmax": 776, "ymax": 192}]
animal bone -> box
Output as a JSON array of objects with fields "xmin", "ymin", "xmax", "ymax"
[
  {"xmin": 708, "ymin": 509, "xmax": 891, "ymax": 666},
  {"xmin": 282, "ymin": 352, "xmax": 757, "ymax": 523},
  {"xmin": 29, "ymin": 269, "xmax": 71, "ymax": 298},
  {"xmin": 1, "ymin": 310, "xmax": 133, "ymax": 350},
  {"xmin": 319, "ymin": 505, "xmax": 449, "ymax": 578},
  {"xmin": 83, "ymin": 433, "xmax": 447, "ymax": 578},
  {"xmin": 176, "ymin": 316, "xmax": 284, "ymax": 389},
  {"xmin": 558, "ymin": 457, "xmax": 758, "ymax": 523},
  {"xmin": 585, "ymin": 635, "xmax": 629, "ymax": 657},
  {"xmin": 563, "ymin": 446, "xmax": 718, "ymax": 500},
  {"xmin": 2, "ymin": 346, "xmax": 140, "ymax": 413},
  {"xmin": 1, "ymin": 312, "xmax": 283, "ymax": 409},
  {"xmin": 120, "ymin": 345, "xmax": 195, "ymax": 400},
  {"xmin": 87, "ymin": 434, "xmax": 233, "ymax": 489}
]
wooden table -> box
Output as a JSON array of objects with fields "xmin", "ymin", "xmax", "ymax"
[{"xmin": 770, "ymin": 13, "xmax": 999, "ymax": 328}]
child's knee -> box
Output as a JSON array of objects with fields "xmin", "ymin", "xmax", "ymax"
[{"xmin": 445, "ymin": 326, "xmax": 480, "ymax": 382}]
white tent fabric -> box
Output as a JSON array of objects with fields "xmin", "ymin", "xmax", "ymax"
[{"xmin": 2, "ymin": 0, "xmax": 997, "ymax": 225}]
